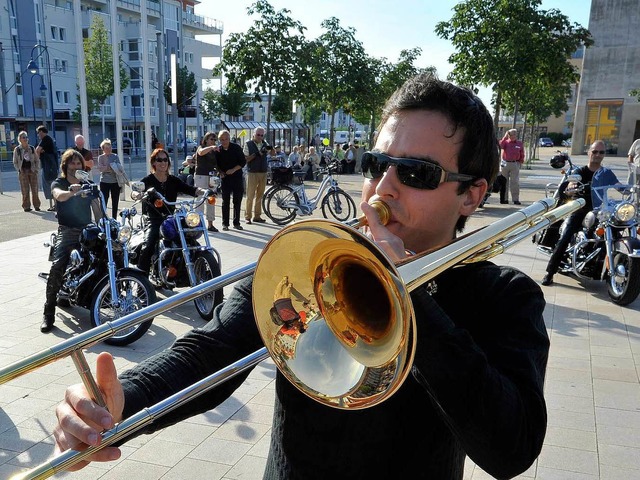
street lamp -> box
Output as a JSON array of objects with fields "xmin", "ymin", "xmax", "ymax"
[
  {"xmin": 27, "ymin": 44, "xmax": 56, "ymax": 141},
  {"xmin": 29, "ymin": 73, "xmax": 47, "ymax": 139}
]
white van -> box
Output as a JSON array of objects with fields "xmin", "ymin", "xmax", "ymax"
[
  {"xmin": 354, "ymin": 130, "xmax": 366, "ymax": 143},
  {"xmin": 334, "ymin": 131, "xmax": 349, "ymax": 144}
]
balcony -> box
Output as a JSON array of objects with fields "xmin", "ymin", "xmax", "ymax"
[{"xmin": 182, "ymin": 11, "xmax": 223, "ymax": 35}]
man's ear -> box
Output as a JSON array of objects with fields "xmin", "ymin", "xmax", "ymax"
[{"xmin": 461, "ymin": 179, "xmax": 488, "ymax": 215}]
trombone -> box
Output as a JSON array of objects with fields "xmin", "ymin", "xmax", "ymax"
[{"xmin": 3, "ymin": 197, "xmax": 585, "ymax": 480}]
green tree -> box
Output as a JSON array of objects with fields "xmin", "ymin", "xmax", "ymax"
[
  {"xmin": 350, "ymin": 49, "xmax": 431, "ymax": 146},
  {"xmin": 435, "ymin": 0, "xmax": 591, "ymax": 129},
  {"xmin": 271, "ymin": 94, "xmax": 295, "ymax": 122},
  {"xmin": 630, "ymin": 88, "xmax": 640, "ymax": 102},
  {"xmin": 213, "ymin": 0, "xmax": 308, "ymax": 143},
  {"xmin": 200, "ymin": 88, "xmax": 223, "ymax": 132},
  {"xmin": 164, "ymin": 65, "xmax": 197, "ymax": 116},
  {"xmin": 218, "ymin": 89, "xmax": 250, "ymax": 120},
  {"xmin": 79, "ymin": 16, "xmax": 129, "ymax": 136},
  {"xmin": 308, "ymin": 17, "xmax": 371, "ymax": 146}
]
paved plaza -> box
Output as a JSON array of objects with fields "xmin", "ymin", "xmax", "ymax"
[{"xmin": 1, "ymin": 151, "xmax": 640, "ymax": 479}]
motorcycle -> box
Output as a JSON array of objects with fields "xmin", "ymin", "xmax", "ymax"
[
  {"xmin": 126, "ymin": 182, "xmax": 224, "ymax": 320},
  {"xmin": 44, "ymin": 170, "xmax": 157, "ymax": 346},
  {"xmin": 534, "ymin": 157, "xmax": 640, "ymax": 305}
]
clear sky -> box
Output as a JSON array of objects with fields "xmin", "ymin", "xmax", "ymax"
[{"xmin": 195, "ymin": 0, "xmax": 591, "ymax": 112}]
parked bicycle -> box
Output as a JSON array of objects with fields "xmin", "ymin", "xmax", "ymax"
[{"xmin": 261, "ymin": 161, "xmax": 357, "ymax": 225}]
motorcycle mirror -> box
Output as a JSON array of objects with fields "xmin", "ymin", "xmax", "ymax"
[
  {"xmin": 131, "ymin": 181, "xmax": 146, "ymax": 192},
  {"xmin": 75, "ymin": 170, "xmax": 91, "ymax": 183}
]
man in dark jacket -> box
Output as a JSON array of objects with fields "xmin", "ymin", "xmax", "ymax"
[
  {"xmin": 53, "ymin": 74, "xmax": 549, "ymax": 479},
  {"xmin": 36, "ymin": 125, "xmax": 59, "ymax": 211}
]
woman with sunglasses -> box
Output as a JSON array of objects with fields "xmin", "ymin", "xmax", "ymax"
[
  {"xmin": 136, "ymin": 148, "xmax": 210, "ymax": 274},
  {"xmin": 53, "ymin": 73, "xmax": 549, "ymax": 480}
]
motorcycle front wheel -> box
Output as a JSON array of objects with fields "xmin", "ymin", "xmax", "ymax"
[
  {"xmin": 607, "ymin": 253, "xmax": 640, "ymax": 306},
  {"xmin": 193, "ymin": 251, "xmax": 223, "ymax": 320},
  {"xmin": 90, "ymin": 270, "xmax": 158, "ymax": 346}
]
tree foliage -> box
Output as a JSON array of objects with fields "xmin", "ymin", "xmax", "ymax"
[
  {"xmin": 219, "ymin": 89, "xmax": 250, "ymax": 119},
  {"xmin": 350, "ymin": 48, "xmax": 431, "ymax": 145},
  {"xmin": 74, "ymin": 16, "xmax": 128, "ymax": 122},
  {"xmin": 163, "ymin": 65, "xmax": 198, "ymax": 116},
  {"xmin": 213, "ymin": 0, "xmax": 308, "ymax": 141},
  {"xmin": 435, "ymin": 0, "xmax": 592, "ymax": 128},
  {"xmin": 307, "ymin": 17, "xmax": 371, "ymax": 145}
]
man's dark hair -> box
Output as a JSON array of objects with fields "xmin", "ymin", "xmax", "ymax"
[
  {"xmin": 378, "ymin": 73, "xmax": 500, "ymax": 231},
  {"xmin": 36, "ymin": 125, "xmax": 48, "ymax": 134},
  {"xmin": 60, "ymin": 149, "xmax": 85, "ymax": 178}
]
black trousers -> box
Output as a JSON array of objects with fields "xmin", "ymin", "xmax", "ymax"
[
  {"xmin": 221, "ymin": 174, "xmax": 244, "ymax": 227},
  {"xmin": 546, "ymin": 210, "xmax": 588, "ymax": 275},
  {"xmin": 138, "ymin": 217, "xmax": 163, "ymax": 274},
  {"xmin": 44, "ymin": 226, "xmax": 82, "ymax": 315},
  {"xmin": 100, "ymin": 182, "xmax": 121, "ymax": 217}
]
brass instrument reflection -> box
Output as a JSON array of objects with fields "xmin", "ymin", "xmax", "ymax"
[{"xmin": 271, "ymin": 276, "xmax": 316, "ymax": 359}]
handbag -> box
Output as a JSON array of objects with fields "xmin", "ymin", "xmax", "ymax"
[{"xmin": 112, "ymin": 163, "xmax": 129, "ymax": 187}]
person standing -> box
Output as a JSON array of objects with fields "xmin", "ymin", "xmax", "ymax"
[
  {"xmin": 13, "ymin": 131, "xmax": 42, "ymax": 212},
  {"xmin": 194, "ymin": 131, "xmax": 219, "ymax": 232},
  {"xmin": 96, "ymin": 139, "xmax": 123, "ymax": 218},
  {"xmin": 627, "ymin": 138, "xmax": 640, "ymax": 185},
  {"xmin": 243, "ymin": 127, "xmax": 269, "ymax": 224},
  {"xmin": 53, "ymin": 74, "xmax": 549, "ymax": 479},
  {"xmin": 498, "ymin": 128, "xmax": 525, "ymax": 205},
  {"xmin": 36, "ymin": 125, "xmax": 59, "ymax": 211},
  {"xmin": 41, "ymin": 150, "xmax": 92, "ymax": 333},
  {"xmin": 541, "ymin": 140, "xmax": 619, "ymax": 286},
  {"xmin": 137, "ymin": 149, "xmax": 206, "ymax": 274},
  {"xmin": 216, "ymin": 130, "xmax": 246, "ymax": 231},
  {"xmin": 73, "ymin": 135, "xmax": 94, "ymax": 173}
]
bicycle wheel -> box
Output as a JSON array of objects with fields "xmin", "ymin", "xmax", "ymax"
[
  {"xmin": 264, "ymin": 185, "xmax": 299, "ymax": 225},
  {"xmin": 321, "ymin": 188, "xmax": 357, "ymax": 222}
]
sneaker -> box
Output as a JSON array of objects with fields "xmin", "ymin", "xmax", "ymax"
[
  {"xmin": 40, "ymin": 314, "xmax": 55, "ymax": 333},
  {"xmin": 222, "ymin": 225, "xmax": 229, "ymax": 231},
  {"xmin": 207, "ymin": 225, "xmax": 219, "ymax": 233},
  {"xmin": 245, "ymin": 218, "xmax": 252, "ymax": 224},
  {"xmin": 541, "ymin": 273, "xmax": 554, "ymax": 286},
  {"xmin": 233, "ymin": 224, "xmax": 244, "ymax": 230},
  {"xmin": 253, "ymin": 217, "xmax": 266, "ymax": 223},
  {"xmin": 513, "ymin": 201, "xmax": 522, "ymax": 205},
  {"xmin": 47, "ymin": 206, "xmax": 56, "ymax": 212}
]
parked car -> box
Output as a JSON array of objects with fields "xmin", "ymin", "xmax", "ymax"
[
  {"xmin": 561, "ymin": 138, "xmax": 572, "ymax": 147},
  {"xmin": 111, "ymin": 137, "xmax": 132, "ymax": 155},
  {"xmin": 538, "ymin": 137, "xmax": 554, "ymax": 147},
  {"xmin": 167, "ymin": 139, "xmax": 198, "ymax": 153}
]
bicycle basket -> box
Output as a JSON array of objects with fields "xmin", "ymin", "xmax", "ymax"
[{"xmin": 272, "ymin": 166, "xmax": 293, "ymax": 185}]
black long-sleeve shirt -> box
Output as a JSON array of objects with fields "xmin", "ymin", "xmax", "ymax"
[
  {"xmin": 140, "ymin": 174, "xmax": 198, "ymax": 220},
  {"xmin": 121, "ymin": 261, "xmax": 549, "ymax": 479}
]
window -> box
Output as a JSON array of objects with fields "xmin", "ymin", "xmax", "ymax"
[
  {"xmin": 59, "ymin": 28, "xmax": 66, "ymax": 41},
  {"xmin": 584, "ymin": 100, "xmax": 623, "ymax": 154},
  {"xmin": 55, "ymin": 91, "xmax": 70, "ymax": 104},
  {"xmin": 129, "ymin": 39, "xmax": 139, "ymax": 61},
  {"xmin": 61, "ymin": 60, "xmax": 68, "ymax": 73},
  {"xmin": 50, "ymin": 26, "xmax": 58, "ymax": 40}
]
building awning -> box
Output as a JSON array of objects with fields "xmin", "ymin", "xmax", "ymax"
[{"xmin": 222, "ymin": 121, "xmax": 308, "ymax": 131}]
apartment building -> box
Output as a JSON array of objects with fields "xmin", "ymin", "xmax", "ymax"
[{"xmin": 0, "ymin": 0, "xmax": 222, "ymax": 152}]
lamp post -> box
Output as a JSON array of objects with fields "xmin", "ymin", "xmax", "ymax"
[
  {"xmin": 29, "ymin": 73, "xmax": 47, "ymax": 139},
  {"xmin": 27, "ymin": 44, "xmax": 55, "ymax": 142}
]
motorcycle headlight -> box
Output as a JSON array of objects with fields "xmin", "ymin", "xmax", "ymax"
[
  {"xmin": 583, "ymin": 211, "xmax": 598, "ymax": 229},
  {"xmin": 185, "ymin": 212, "xmax": 201, "ymax": 227},
  {"xmin": 118, "ymin": 225, "xmax": 132, "ymax": 243},
  {"xmin": 614, "ymin": 202, "xmax": 636, "ymax": 222}
]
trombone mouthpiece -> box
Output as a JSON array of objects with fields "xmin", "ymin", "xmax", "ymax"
[{"xmin": 352, "ymin": 200, "xmax": 391, "ymax": 228}]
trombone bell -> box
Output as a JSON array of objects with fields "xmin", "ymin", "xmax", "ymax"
[{"xmin": 253, "ymin": 220, "xmax": 416, "ymax": 409}]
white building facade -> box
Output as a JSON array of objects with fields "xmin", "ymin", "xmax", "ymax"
[{"xmin": 0, "ymin": 0, "xmax": 222, "ymax": 153}]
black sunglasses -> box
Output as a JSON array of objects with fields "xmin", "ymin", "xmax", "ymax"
[
  {"xmin": 361, "ymin": 151, "xmax": 474, "ymax": 190},
  {"xmin": 591, "ymin": 150, "xmax": 605, "ymax": 155},
  {"xmin": 155, "ymin": 157, "xmax": 169, "ymax": 162}
]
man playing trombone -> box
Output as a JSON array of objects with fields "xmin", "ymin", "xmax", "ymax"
[{"xmin": 52, "ymin": 74, "xmax": 549, "ymax": 479}]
